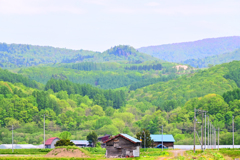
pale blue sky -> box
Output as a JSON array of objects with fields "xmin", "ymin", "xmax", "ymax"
[{"xmin": 0, "ymin": 0, "xmax": 240, "ymax": 52}]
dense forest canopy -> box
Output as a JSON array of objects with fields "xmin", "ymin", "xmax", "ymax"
[
  {"xmin": 16, "ymin": 61, "xmax": 188, "ymax": 90},
  {"xmin": 1, "ymin": 60, "xmax": 240, "ymax": 145},
  {"xmin": 1, "ymin": 40, "xmax": 240, "ymax": 146}
]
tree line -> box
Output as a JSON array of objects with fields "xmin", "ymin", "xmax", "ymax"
[{"xmin": 125, "ymin": 63, "xmax": 162, "ymax": 71}]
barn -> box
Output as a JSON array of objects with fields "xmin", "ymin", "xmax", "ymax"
[
  {"xmin": 71, "ymin": 140, "xmax": 90, "ymax": 147},
  {"xmin": 104, "ymin": 133, "xmax": 141, "ymax": 158},
  {"xmin": 150, "ymin": 134, "xmax": 175, "ymax": 148},
  {"xmin": 45, "ymin": 137, "xmax": 60, "ymax": 148}
]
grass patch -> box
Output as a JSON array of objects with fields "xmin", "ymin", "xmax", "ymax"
[
  {"xmin": 140, "ymin": 148, "xmax": 170, "ymax": 157},
  {"xmin": 219, "ymin": 149, "xmax": 240, "ymax": 158},
  {"xmin": 82, "ymin": 147, "xmax": 105, "ymax": 155},
  {"xmin": 0, "ymin": 149, "xmax": 52, "ymax": 155},
  {"xmin": 0, "ymin": 158, "xmax": 96, "ymax": 160}
]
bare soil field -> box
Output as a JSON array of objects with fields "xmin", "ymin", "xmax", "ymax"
[{"xmin": 44, "ymin": 148, "xmax": 89, "ymax": 158}]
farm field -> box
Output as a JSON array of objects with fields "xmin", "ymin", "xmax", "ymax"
[
  {"xmin": 0, "ymin": 148, "xmax": 171, "ymax": 160},
  {"xmin": 1, "ymin": 148, "xmax": 240, "ymax": 160}
]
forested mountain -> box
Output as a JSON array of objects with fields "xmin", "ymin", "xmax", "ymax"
[
  {"xmin": 0, "ymin": 43, "xmax": 157, "ymax": 68},
  {"xmin": 138, "ymin": 36, "xmax": 240, "ymax": 63},
  {"xmin": 182, "ymin": 48, "xmax": 240, "ymax": 68},
  {"xmin": 128, "ymin": 61, "xmax": 240, "ymax": 111},
  {"xmin": 1, "ymin": 61, "xmax": 240, "ymax": 145},
  {"xmin": 16, "ymin": 61, "xmax": 188, "ymax": 89},
  {"xmin": 0, "ymin": 68, "xmax": 40, "ymax": 89}
]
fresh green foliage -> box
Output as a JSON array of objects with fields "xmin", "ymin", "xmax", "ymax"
[
  {"xmin": 1, "ymin": 61, "xmax": 240, "ymax": 146},
  {"xmin": 0, "ymin": 68, "xmax": 39, "ymax": 88},
  {"xmin": 45, "ymin": 79, "xmax": 126, "ymax": 109},
  {"xmin": 224, "ymin": 67, "xmax": 240, "ymax": 87},
  {"xmin": 129, "ymin": 74, "xmax": 178, "ymax": 91},
  {"xmin": 219, "ymin": 148, "xmax": 240, "ymax": 158},
  {"xmin": 59, "ymin": 131, "xmax": 71, "ymax": 140},
  {"xmin": 55, "ymin": 139, "xmax": 75, "ymax": 146},
  {"xmin": 128, "ymin": 61, "xmax": 240, "ymax": 111},
  {"xmin": 86, "ymin": 131, "xmax": 98, "ymax": 147},
  {"xmin": 83, "ymin": 147, "xmax": 106, "ymax": 154},
  {"xmin": 136, "ymin": 129, "xmax": 153, "ymax": 148}
]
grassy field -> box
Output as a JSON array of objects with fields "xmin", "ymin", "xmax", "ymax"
[
  {"xmin": 2, "ymin": 148, "xmax": 240, "ymax": 160},
  {"xmin": 172, "ymin": 149, "xmax": 240, "ymax": 160},
  {"xmin": 0, "ymin": 148, "xmax": 171, "ymax": 160}
]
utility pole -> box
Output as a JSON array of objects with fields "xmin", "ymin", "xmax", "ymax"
[
  {"xmin": 12, "ymin": 125, "xmax": 14, "ymax": 153},
  {"xmin": 201, "ymin": 112, "xmax": 204, "ymax": 151},
  {"xmin": 208, "ymin": 116, "xmax": 209, "ymax": 149},
  {"xmin": 215, "ymin": 129, "xmax": 217, "ymax": 149},
  {"xmin": 210, "ymin": 123, "xmax": 211, "ymax": 149},
  {"xmin": 205, "ymin": 113, "xmax": 206, "ymax": 150},
  {"xmin": 233, "ymin": 116, "xmax": 234, "ymax": 149},
  {"xmin": 194, "ymin": 108, "xmax": 196, "ymax": 153},
  {"xmin": 218, "ymin": 128, "xmax": 219, "ymax": 150},
  {"xmin": 44, "ymin": 114, "xmax": 46, "ymax": 148},
  {"xmin": 162, "ymin": 125, "xmax": 163, "ymax": 152}
]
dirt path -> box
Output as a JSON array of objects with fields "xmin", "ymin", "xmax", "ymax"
[
  {"xmin": 157, "ymin": 150, "xmax": 186, "ymax": 160},
  {"xmin": 170, "ymin": 150, "xmax": 185, "ymax": 157}
]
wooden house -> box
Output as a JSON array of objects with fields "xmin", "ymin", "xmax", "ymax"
[
  {"xmin": 104, "ymin": 133, "xmax": 141, "ymax": 158},
  {"xmin": 150, "ymin": 134, "xmax": 175, "ymax": 148}
]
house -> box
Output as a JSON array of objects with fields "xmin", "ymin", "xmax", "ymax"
[
  {"xmin": 98, "ymin": 134, "xmax": 111, "ymax": 148},
  {"xmin": 71, "ymin": 140, "xmax": 89, "ymax": 147},
  {"xmin": 45, "ymin": 137, "xmax": 60, "ymax": 148},
  {"xmin": 98, "ymin": 134, "xmax": 111, "ymax": 142},
  {"xmin": 150, "ymin": 134, "xmax": 175, "ymax": 148},
  {"xmin": 104, "ymin": 133, "xmax": 141, "ymax": 158}
]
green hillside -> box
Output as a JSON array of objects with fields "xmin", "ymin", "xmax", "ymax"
[
  {"xmin": 16, "ymin": 61, "xmax": 189, "ymax": 89},
  {"xmin": 182, "ymin": 48, "xmax": 240, "ymax": 68},
  {"xmin": 127, "ymin": 61, "xmax": 240, "ymax": 111},
  {"xmin": 0, "ymin": 43, "xmax": 157, "ymax": 68},
  {"xmin": 1, "ymin": 60, "xmax": 240, "ymax": 145}
]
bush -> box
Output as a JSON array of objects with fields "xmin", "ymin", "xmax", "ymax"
[{"xmin": 54, "ymin": 139, "xmax": 75, "ymax": 147}]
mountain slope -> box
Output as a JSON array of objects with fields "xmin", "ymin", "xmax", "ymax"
[
  {"xmin": 127, "ymin": 61, "xmax": 240, "ymax": 111},
  {"xmin": 138, "ymin": 36, "xmax": 240, "ymax": 62},
  {"xmin": 0, "ymin": 43, "xmax": 157, "ymax": 68},
  {"xmin": 182, "ymin": 48, "xmax": 240, "ymax": 68}
]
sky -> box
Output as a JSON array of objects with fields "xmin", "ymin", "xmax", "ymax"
[{"xmin": 0, "ymin": 0, "xmax": 240, "ymax": 52}]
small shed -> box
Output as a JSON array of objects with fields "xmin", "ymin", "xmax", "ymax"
[
  {"xmin": 45, "ymin": 137, "xmax": 60, "ymax": 148},
  {"xmin": 104, "ymin": 133, "xmax": 141, "ymax": 158},
  {"xmin": 150, "ymin": 134, "xmax": 175, "ymax": 148},
  {"xmin": 71, "ymin": 140, "xmax": 89, "ymax": 147}
]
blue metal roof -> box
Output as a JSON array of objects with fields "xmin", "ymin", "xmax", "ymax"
[
  {"xmin": 71, "ymin": 140, "xmax": 89, "ymax": 145},
  {"xmin": 150, "ymin": 134, "xmax": 175, "ymax": 142},
  {"xmin": 120, "ymin": 134, "xmax": 141, "ymax": 143}
]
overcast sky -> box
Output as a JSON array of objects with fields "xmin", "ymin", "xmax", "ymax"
[{"xmin": 0, "ymin": 0, "xmax": 240, "ymax": 52}]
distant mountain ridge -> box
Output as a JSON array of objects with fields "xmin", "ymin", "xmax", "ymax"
[
  {"xmin": 182, "ymin": 48, "xmax": 240, "ymax": 68},
  {"xmin": 0, "ymin": 43, "xmax": 157, "ymax": 68},
  {"xmin": 138, "ymin": 36, "xmax": 240, "ymax": 63}
]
